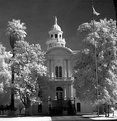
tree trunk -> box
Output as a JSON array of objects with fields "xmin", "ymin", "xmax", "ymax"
[
  {"xmin": 107, "ymin": 105, "xmax": 110, "ymax": 117},
  {"xmin": 25, "ymin": 106, "xmax": 30, "ymax": 116},
  {"xmin": 24, "ymin": 97, "xmax": 31, "ymax": 116}
]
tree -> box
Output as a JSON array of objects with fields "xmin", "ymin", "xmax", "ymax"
[
  {"xmin": 7, "ymin": 19, "xmax": 47, "ymax": 115},
  {"xmin": 0, "ymin": 44, "xmax": 12, "ymax": 105},
  {"xmin": 74, "ymin": 19, "xmax": 117, "ymax": 105},
  {"xmin": 7, "ymin": 19, "xmax": 27, "ymax": 48},
  {"xmin": 13, "ymin": 40, "xmax": 47, "ymax": 115},
  {"xmin": 7, "ymin": 19, "xmax": 27, "ymax": 112}
]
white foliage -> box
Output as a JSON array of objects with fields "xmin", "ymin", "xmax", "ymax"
[
  {"xmin": 7, "ymin": 19, "xmax": 27, "ymax": 40},
  {"xmin": 74, "ymin": 19, "xmax": 117, "ymax": 104},
  {"xmin": 12, "ymin": 40, "xmax": 47, "ymax": 107}
]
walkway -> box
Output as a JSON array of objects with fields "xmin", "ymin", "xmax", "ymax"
[{"xmin": 0, "ymin": 115, "xmax": 117, "ymax": 121}]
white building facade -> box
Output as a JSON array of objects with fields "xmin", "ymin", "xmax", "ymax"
[{"xmin": 40, "ymin": 17, "xmax": 93, "ymax": 115}]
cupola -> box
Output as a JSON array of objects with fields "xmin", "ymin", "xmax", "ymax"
[{"xmin": 46, "ymin": 17, "xmax": 66, "ymax": 50}]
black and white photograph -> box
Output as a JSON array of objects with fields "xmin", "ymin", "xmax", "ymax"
[{"xmin": 0, "ymin": 0, "xmax": 117, "ymax": 121}]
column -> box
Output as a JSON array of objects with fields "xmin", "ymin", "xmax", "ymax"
[
  {"xmin": 64, "ymin": 60, "xmax": 67, "ymax": 78},
  {"xmin": 71, "ymin": 84, "xmax": 73, "ymax": 98},
  {"xmin": 68, "ymin": 60, "xmax": 71, "ymax": 78},
  {"xmin": 47, "ymin": 60, "xmax": 50, "ymax": 77},
  {"xmin": 64, "ymin": 87, "xmax": 67, "ymax": 100},
  {"xmin": 49, "ymin": 60, "xmax": 51, "ymax": 77},
  {"xmin": 51, "ymin": 60, "xmax": 54, "ymax": 78},
  {"xmin": 66, "ymin": 60, "xmax": 68, "ymax": 78},
  {"xmin": 53, "ymin": 60, "xmax": 55, "ymax": 78}
]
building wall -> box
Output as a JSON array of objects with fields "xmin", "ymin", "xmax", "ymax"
[
  {"xmin": 46, "ymin": 48, "xmax": 73, "ymax": 98},
  {"xmin": 41, "ymin": 17, "xmax": 94, "ymax": 115},
  {"xmin": 44, "ymin": 47, "xmax": 94, "ymax": 114}
]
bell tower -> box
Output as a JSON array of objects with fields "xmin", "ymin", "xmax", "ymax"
[{"xmin": 46, "ymin": 17, "xmax": 66, "ymax": 50}]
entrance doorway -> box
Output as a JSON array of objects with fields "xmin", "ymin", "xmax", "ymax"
[
  {"xmin": 56, "ymin": 87, "xmax": 63, "ymax": 100},
  {"xmin": 38, "ymin": 103, "xmax": 42, "ymax": 113},
  {"xmin": 77, "ymin": 103, "xmax": 81, "ymax": 112}
]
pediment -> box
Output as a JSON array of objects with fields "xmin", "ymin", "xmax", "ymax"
[{"xmin": 46, "ymin": 47, "xmax": 73, "ymax": 56}]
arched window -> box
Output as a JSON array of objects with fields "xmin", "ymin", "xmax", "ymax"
[
  {"xmin": 51, "ymin": 34, "xmax": 53, "ymax": 38},
  {"xmin": 55, "ymin": 34, "xmax": 58, "ymax": 38},
  {"xmin": 55, "ymin": 66, "xmax": 62, "ymax": 78}
]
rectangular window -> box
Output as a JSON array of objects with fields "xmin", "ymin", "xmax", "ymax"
[
  {"xmin": 59, "ymin": 66, "xmax": 62, "ymax": 78},
  {"xmin": 55, "ymin": 66, "xmax": 62, "ymax": 78},
  {"xmin": 55, "ymin": 66, "xmax": 59, "ymax": 78}
]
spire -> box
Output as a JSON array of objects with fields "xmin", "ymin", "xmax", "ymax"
[
  {"xmin": 55, "ymin": 16, "xmax": 57, "ymax": 25},
  {"xmin": 50, "ymin": 16, "xmax": 61, "ymax": 31}
]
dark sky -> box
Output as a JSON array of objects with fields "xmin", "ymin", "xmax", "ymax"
[{"xmin": 0, "ymin": 0, "xmax": 116, "ymax": 51}]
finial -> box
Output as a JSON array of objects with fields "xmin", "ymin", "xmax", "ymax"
[{"xmin": 55, "ymin": 16, "xmax": 57, "ymax": 25}]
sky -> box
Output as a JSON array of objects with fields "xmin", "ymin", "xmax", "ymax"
[{"xmin": 0, "ymin": 0, "xmax": 116, "ymax": 52}]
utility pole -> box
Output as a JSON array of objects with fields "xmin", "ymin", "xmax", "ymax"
[{"xmin": 91, "ymin": 0, "xmax": 100, "ymax": 116}]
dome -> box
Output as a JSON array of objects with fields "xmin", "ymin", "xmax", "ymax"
[
  {"xmin": 50, "ymin": 17, "xmax": 62, "ymax": 31},
  {"xmin": 51, "ymin": 24, "xmax": 61, "ymax": 31}
]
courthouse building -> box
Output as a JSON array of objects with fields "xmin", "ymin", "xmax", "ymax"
[
  {"xmin": 0, "ymin": 17, "xmax": 93, "ymax": 116},
  {"xmin": 33, "ymin": 17, "xmax": 93, "ymax": 115}
]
